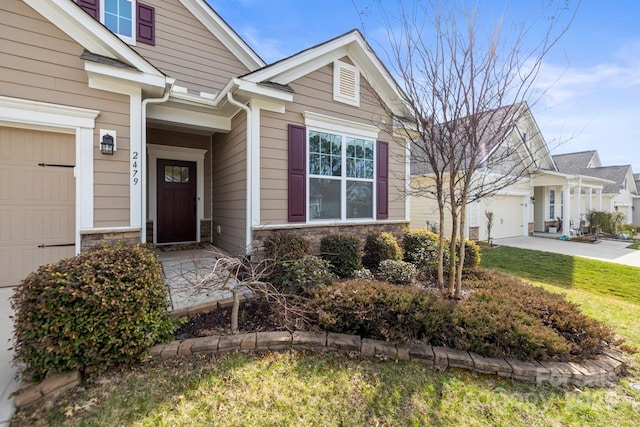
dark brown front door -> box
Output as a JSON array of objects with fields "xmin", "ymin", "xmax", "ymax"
[{"xmin": 157, "ymin": 159, "xmax": 197, "ymax": 243}]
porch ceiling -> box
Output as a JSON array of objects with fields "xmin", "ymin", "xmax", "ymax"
[{"xmin": 147, "ymin": 101, "xmax": 232, "ymax": 134}]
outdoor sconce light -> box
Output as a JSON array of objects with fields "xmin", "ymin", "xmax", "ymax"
[
  {"xmin": 530, "ymin": 196, "xmax": 535, "ymax": 202},
  {"xmin": 100, "ymin": 133, "xmax": 115, "ymax": 155}
]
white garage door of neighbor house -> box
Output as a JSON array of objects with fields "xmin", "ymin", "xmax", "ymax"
[
  {"xmin": 0, "ymin": 127, "xmax": 75, "ymax": 287},
  {"xmin": 487, "ymin": 196, "xmax": 524, "ymax": 239}
]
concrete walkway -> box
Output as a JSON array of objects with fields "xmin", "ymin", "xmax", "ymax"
[
  {"xmin": 0, "ymin": 287, "xmax": 18, "ymax": 427},
  {"xmin": 493, "ymin": 236, "xmax": 640, "ymax": 267},
  {"xmin": 157, "ymin": 246, "xmax": 251, "ymax": 312}
]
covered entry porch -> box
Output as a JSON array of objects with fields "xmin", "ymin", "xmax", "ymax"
[{"xmin": 531, "ymin": 171, "xmax": 613, "ymax": 235}]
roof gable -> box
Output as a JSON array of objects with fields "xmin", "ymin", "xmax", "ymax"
[
  {"xmin": 178, "ymin": 0, "xmax": 264, "ymax": 70},
  {"xmin": 24, "ymin": 0, "xmax": 163, "ymax": 78},
  {"xmin": 552, "ymin": 150, "xmax": 598, "ymax": 174},
  {"xmin": 241, "ymin": 30, "xmax": 408, "ymax": 118}
]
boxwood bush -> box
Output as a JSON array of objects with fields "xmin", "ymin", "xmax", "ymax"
[
  {"xmin": 403, "ymin": 228, "xmax": 451, "ymax": 275},
  {"xmin": 320, "ymin": 233, "xmax": 363, "ymax": 278},
  {"xmin": 376, "ymin": 260, "xmax": 418, "ymax": 285},
  {"xmin": 274, "ymin": 256, "xmax": 334, "ymax": 294},
  {"xmin": 263, "ymin": 231, "xmax": 312, "ymax": 289},
  {"xmin": 11, "ymin": 243, "xmax": 177, "ymax": 381},
  {"xmin": 362, "ymin": 231, "xmax": 402, "ymax": 269}
]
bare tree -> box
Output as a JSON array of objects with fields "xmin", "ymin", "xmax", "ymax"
[
  {"xmin": 485, "ymin": 210, "xmax": 494, "ymax": 244},
  {"xmin": 169, "ymin": 247, "xmax": 314, "ymax": 333},
  {"xmin": 373, "ymin": 0, "xmax": 577, "ymax": 297}
]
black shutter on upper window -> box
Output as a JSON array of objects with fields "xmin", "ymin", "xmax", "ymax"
[
  {"xmin": 78, "ymin": 0, "xmax": 100, "ymax": 19},
  {"xmin": 376, "ymin": 140, "xmax": 389, "ymax": 219},
  {"xmin": 136, "ymin": 2, "xmax": 155, "ymax": 45},
  {"xmin": 288, "ymin": 124, "xmax": 307, "ymax": 222}
]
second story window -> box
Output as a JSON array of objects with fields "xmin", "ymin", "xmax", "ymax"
[
  {"xmin": 103, "ymin": 0, "xmax": 134, "ymax": 41},
  {"xmin": 78, "ymin": 0, "xmax": 155, "ymax": 45}
]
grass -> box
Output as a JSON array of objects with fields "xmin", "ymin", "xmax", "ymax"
[
  {"xmin": 627, "ymin": 241, "xmax": 640, "ymax": 250},
  {"xmin": 480, "ymin": 246, "xmax": 640, "ymax": 304},
  {"xmin": 12, "ymin": 246, "xmax": 640, "ymax": 426}
]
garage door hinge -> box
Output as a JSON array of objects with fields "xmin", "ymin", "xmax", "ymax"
[
  {"xmin": 38, "ymin": 243, "xmax": 75, "ymax": 248},
  {"xmin": 38, "ymin": 163, "xmax": 75, "ymax": 168}
]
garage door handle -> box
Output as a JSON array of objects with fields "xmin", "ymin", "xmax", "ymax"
[
  {"xmin": 38, "ymin": 163, "xmax": 75, "ymax": 168},
  {"xmin": 38, "ymin": 243, "xmax": 75, "ymax": 248}
]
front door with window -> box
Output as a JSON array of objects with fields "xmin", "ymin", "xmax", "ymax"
[{"xmin": 157, "ymin": 159, "xmax": 197, "ymax": 243}]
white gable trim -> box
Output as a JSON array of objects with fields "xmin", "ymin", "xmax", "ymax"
[
  {"xmin": 24, "ymin": 0, "xmax": 162, "ymax": 77},
  {"xmin": 243, "ymin": 31, "xmax": 406, "ymax": 117},
  {"xmin": 179, "ymin": 0, "xmax": 264, "ymax": 70}
]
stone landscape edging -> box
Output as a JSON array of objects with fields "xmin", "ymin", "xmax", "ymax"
[
  {"xmin": 150, "ymin": 331, "xmax": 626, "ymax": 388},
  {"xmin": 14, "ymin": 331, "xmax": 627, "ymax": 408}
]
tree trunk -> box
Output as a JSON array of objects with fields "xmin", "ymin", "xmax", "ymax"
[
  {"xmin": 455, "ymin": 200, "xmax": 468, "ymax": 299},
  {"xmin": 231, "ymin": 287, "xmax": 240, "ymax": 334}
]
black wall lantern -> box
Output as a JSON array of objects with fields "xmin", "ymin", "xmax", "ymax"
[{"xmin": 100, "ymin": 133, "xmax": 114, "ymax": 155}]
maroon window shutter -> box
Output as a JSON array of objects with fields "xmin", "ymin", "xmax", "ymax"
[
  {"xmin": 376, "ymin": 140, "xmax": 389, "ymax": 220},
  {"xmin": 78, "ymin": 0, "xmax": 100, "ymax": 19},
  {"xmin": 136, "ymin": 2, "xmax": 155, "ymax": 45},
  {"xmin": 288, "ymin": 124, "xmax": 307, "ymax": 222}
]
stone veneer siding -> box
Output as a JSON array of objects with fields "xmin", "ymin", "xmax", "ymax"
[
  {"xmin": 252, "ymin": 221, "xmax": 409, "ymax": 258},
  {"xmin": 80, "ymin": 228, "xmax": 141, "ymax": 251},
  {"xmin": 468, "ymin": 226, "xmax": 480, "ymax": 241}
]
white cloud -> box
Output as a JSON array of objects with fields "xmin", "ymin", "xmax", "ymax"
[{"xmin": 239, "ymin": 25, "xmax": 291, "ymax": 63}]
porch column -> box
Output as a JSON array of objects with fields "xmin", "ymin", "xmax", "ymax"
[
  {"xmin": 562, "ymin": 185, "xmax": 571, "ymax": 235},
  {"xmin": 596, "ymin": 188, "xmax": 602, "ymax": 210},
  {"xmin": 573, "ymin": 184, "xmax": 581, "ymax": 230},
  {"xmin": 585, "ymin": 188, "xmax": 592, "ymax": 214}
]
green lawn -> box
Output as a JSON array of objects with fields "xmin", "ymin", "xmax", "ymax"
[{"xmin": 12, "ymin": 247, "xmax": 640, "ymax": 426}]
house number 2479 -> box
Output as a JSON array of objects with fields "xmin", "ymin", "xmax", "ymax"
[{"xmin": 132, "ymin": 151, "xmax": 139, "ymax": 185}]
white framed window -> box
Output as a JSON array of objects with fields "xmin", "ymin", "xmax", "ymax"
[
  {"xmin": 101, "ymin": 0, "xmax": 135, "ymax": 44},
  {"xmin": 308, "ymin": 129, "xmax": 375, "ymax": 221},
  {"xmin": 549, "ymin": 188, "xmax": 556, "ymax": 219},
  {"xmin": 333, "ymin": 61, "xmax": 360, "ymax": 107}
]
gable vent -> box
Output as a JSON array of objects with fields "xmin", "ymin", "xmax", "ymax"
[{"xmin": 334, "ymin": 61, "xmax": 360, "ymax": 107}]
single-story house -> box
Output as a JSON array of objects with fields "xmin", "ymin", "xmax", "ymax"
[
  {"xmin": 552, "ymin": 151, "xmax": 639, "ymax": 227},
  {"xmin": 410, "ymin": 103, "xmax": 615, "ymax": 240},
  {"xmin": 0, "ymin": 0, "xmax": 411, "ymax": 287}
]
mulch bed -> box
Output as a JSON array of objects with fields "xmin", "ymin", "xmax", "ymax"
[{"xmin": 175, "ymin": 301, "xmax": 290, "ymax": 339}]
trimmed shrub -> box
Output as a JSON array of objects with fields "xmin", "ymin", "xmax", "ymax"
[
  {"xmin": 457, "ymin": 239, "xmax": 481, "ymax": 268},
  {"xmin": 353, "ymin": 268, "xmax": 375, "ymax": 281},
  {"xmin": 320, "ymin": 233, "xmax": 363, "ymax": 278},
  {"xmin": 377, "ymin": 260, "xmax": 418, "ymax": 285},
  {"xmin": 311, "ymin": 280, "xmax": 452, "ymax": 343},
  {"xmin": 263, "ymin": 231, "xmax": 312, "ymax": 288},
  {"xmin": 276, "ymin": 256, "xmax": 334, "ymax": 294},
  {"xmin": 11, "ymin": 243, "xmax": 177, "ymax": 381},
  {"xmin": 263, "ymin": 231, "xmax": 311, "ymax": 263},
  {"xmin": 402, "ymin": 228, "xmax": 450, "ymax": 274},
  {"xmin": 362, "ymin": 231, "xmax": 402, "ymax": 269}
]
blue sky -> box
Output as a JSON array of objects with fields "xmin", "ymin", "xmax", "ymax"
[{"xmin": 208, "ymin": 1, "xmax": 640, "ymax": 173}]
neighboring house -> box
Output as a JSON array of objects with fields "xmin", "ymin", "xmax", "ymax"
[
  {"xmin": 552, "ymin": 151, "xmax": 639, "ymax": 226},
  {"xmin": 410, "ymin": 103, "xmax": 612, "ymax": 240},
  {"xmin": 0, "ymin": 0, "xmax": 410, "ymax": 287},
  {"xmin": 634, "ymin": 174, "xmax": 640, "ymax": 226}
]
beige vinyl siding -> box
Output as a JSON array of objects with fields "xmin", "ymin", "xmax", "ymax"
[
  {"xmin": 146, "ymin": 128, "xmax": 212, "ymax": 218},
  {"xmin": 212, "ymin": 114, "xmax": 247, "ymax": 254},
  {"xmin": 1, "ymin": 2, "xmax": 132, "ymax": 228},
  {"xmin": 260, "ymin": 62, "xmax": 407, "ymax": 223},
  {"xmin": 133, "ymin": 0, "xmax": 251, "ymax": 95}
]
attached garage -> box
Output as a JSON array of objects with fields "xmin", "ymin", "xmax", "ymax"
[
  {"xmin": 483, "ymin": 195, "xmax": 526, "ymax": 239},
  {"xmin": 0, "ymin": 127, "xmax": 75, "ymax": 287}
]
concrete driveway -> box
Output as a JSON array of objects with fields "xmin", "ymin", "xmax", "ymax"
[
  {"xmin": 493, "ymin": 236, "xmax": 640, "ymax": 267},
  {"xmin": 0, "ymin": 287, "xmax": 17, "ymax": 427}
]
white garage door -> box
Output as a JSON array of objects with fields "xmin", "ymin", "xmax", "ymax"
[
  {"xmin": 0, "ymin": 127, "xmax": 75, "ymax": 287},
  {"xmin": 486, "ymin": 195, "xmax": 525, "ymax": 239}
]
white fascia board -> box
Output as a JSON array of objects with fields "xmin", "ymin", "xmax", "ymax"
[
  {"xmin": 236, "ymin": 80, "xmax": 294, "ymax": 102},
  {"xmin": 303, "ymin": 110, "xmax": 379, "ymax": 140},
  {"xmin": 24, "ymin": 0, "xmax": 162, "ymax": 77},
  {"xmin": 179, "ymin": 0, "xmax": 265, "ymax": 70},
  {"xmin": 85, "ymin": 62, "xmax": 166, "ymax": 95},
  {"xmin": 0, "ymin": 95, "xmax": 99, "ymax": 129},
  {"xmin": 147, "ymin": 104, "xmax": 231, "ymax": 132}
]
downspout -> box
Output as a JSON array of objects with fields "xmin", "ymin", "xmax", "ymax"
[
  {"xmin": 141, "ymin": 78, "xmax": 175, "ymax": 243},
  {"xmin": 226, "ymin": 91, "xmax": 252, "ymax": 255}
]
